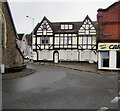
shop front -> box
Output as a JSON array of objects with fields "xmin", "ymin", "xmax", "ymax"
[{"xmin": 98, "ymin": 43, "xmax": 120, "ymax": 71}]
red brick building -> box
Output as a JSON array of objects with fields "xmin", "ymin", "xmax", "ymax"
[{"xmin": 97, "ymin": 1, "xmax": 120, "ymax": 70}]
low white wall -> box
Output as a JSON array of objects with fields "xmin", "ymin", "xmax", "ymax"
[{"xmin": 33, "ymin": 49, "xmax": 97, "ymax": 63}]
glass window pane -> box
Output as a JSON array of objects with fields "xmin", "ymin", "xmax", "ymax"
[
  {"xmin": 68, "ymin": 37, "xmax": 72, "ymax": 44},
  {"xmin": 83, "ymin": 37, "xmax": 87, "ymax": 44},
  {"xmin": 41, "ymin": 36, "xmax": 49, "ymax": 44},
  {"xmin": 60, "ymin": 36, "xmax": 63, "ymax": 44},
  {"xmin": 101, "ymin": 51, "xmax": 109, "ymax": 67},
  {"xmin": 69, "ymin": 25, "xmax": 73, "ymax": 29},
  {"xmin": 42, "ymin": 40, "xmax": 44, "ymax": 44},
  {"xmin": 88, "ymin": 37, "xmax": 91, "ymax": 44},
  {"xmin": 61, "ymin": 25, "xmax": 64, "ymax": 29},
  {"xmin": 64, "ymin": 37, "xmax": 67, "ymax": 44},
  {"xmin": 65, "ymin": 25, "xmax": 68, "ymax": 29}
]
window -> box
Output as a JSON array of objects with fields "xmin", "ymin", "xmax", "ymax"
[
  {"xmin": 61, "ymin": 25, "xmax": 64, "ymax": 29},
  {"xmin": 101, "ymin": 51, "xmax": 109, "ymax": 67},
  {"xmin": 65, "ymin": 25, "xmax": 68, "ymax": 29},
  {"xmin": 60, "ymin": 36, "xmax": 72, "ymax": 45},
  {"xmin": 83, "ymin": 37, "xmax": 92, "ymax": 44},
  {"xmin": 41, "ymin": 36, "xmax": 49, "ymax": 44},
  {"xmin": 69, "ymin": 25, "xmax": 73, "ymax": 29},
  {"xmin": 68, "ymin": 36, "xmax": 72, "ymax": 44},
  {"xmin": 60, "ymin": 24, "xmax": 73, "ymax": 30},
  {"xmin": 88, "ymin": 37, "xmax": 92, "ymax": 44},
  {"xmin": 64, "ymin": 37, "xmax": 67, "ymax": 44},
  {"xmin": 83, "ymin": 37, "xmax": 87, "ymax": 44},
  {"xmin": 60, "ymin": 36, "xmax": 64, "ymax": 44}
]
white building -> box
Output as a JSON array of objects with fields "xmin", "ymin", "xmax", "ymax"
[
  {"xmin": 32, "ymin": 16, "xmax": 97, "ymax": 63},
  {"xmin": 17, "ymin": 34, "xmax": 32, "ymax": 59}
]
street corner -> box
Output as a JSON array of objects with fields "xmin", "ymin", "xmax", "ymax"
[{"xmin": 2, "ymin": 68, "xmax": 35, "ymax": 80}]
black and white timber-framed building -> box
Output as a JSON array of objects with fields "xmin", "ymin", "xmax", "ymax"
[{"xmin": 32, "ymin": 15, "xmax": 97, "ymax": 63}]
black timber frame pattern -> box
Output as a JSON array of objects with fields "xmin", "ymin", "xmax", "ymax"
[{"xmin": 33, "ymin": 15, "xmax": 97, "ymax": 52}]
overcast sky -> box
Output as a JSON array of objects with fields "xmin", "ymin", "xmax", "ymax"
[{"xmin": 8, "ymin": 0, "xmax": 117, "ymax": 34}]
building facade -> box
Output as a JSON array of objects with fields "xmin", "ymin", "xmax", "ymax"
[
  {"xmin": 33, "ymin": 16, "xmax": 97, "ymax": 63},
  {"xmin": 0, "ymin": 1, "xmax": 25, "ymax": 73},
  {"xmin": 97, "ymin": 1, "xmax": 120, "ymax": 70},
  {"xmin": 17, "ymin": 34, "xmax": 32, "ymax": 59}
]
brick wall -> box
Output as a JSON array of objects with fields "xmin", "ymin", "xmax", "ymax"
[{"xmin": 97, "ymin": 1, "xmax": 120, "ymax": 42}]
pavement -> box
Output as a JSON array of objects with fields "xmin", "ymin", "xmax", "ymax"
[
  {"xmin": 37, "ymin": 62, "xmax": 120, "ymax": 76},
  {"xmin": 1, "ymin": 68, "xmax": 35, "ymax": 80},
  {"xmin": 1, "ymin": 62, "xmax": 120, "ymax": 80}
]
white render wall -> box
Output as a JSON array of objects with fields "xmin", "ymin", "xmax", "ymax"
[
  {"xmin": 33, "ymin": 49, "xmax": 97, "ymax": 63},
  {"xmin": 110, "ymin": 51, "xmax": 116, "ymax": 69}
]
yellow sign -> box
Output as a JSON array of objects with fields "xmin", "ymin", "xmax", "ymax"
[{"xmin": 98, "ymin": 43, "xmax": 120, "ymax": 50}]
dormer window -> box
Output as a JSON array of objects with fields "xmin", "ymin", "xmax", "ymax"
[
  {"xmin": 61, "ymin": 24, "xmax": 73, "ymax": 30},
  {"xmin": 69, "ymin": 25, "xmax": 73, "ymax": 29}
]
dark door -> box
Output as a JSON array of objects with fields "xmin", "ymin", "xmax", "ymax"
[{"xmin": 116, "ymin": 51, "xmax": 120, "ymax": 68}]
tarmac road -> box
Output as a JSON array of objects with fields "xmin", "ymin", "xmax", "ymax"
[{"xmin": 2, "ymin": 64, "xmax": 119, "ymax": 109}]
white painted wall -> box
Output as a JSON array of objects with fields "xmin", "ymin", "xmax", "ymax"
[
  {"xmin": 33, "ymin": 51, "xmax": 37, "ymax": 60},
  {"xmin": 33, "ymin": 49, "xmax": 97, "ymax": 63},
  {"xmin": 110, "ymin": 51, "xmax": 116, "ymax": 69}
]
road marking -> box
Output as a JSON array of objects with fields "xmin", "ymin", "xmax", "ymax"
[
  {"xmin": 97, "ymin": 107, "xmax": 108, "ymax": 111},
  {"xmin": 111, "ymin": 97, "xmax": 120, "ymax": 103}
]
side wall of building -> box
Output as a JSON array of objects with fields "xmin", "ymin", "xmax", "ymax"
[
  {"xmin": 97, "ymin": 1, "xmax": 120, "ymax": 71},
  {"xmin": 97, "ymin": 2, "xmax": 120, "ymax": 41},
  {"xmin": 1, "ymin": 2, "xmax": 25, "ymax": 72}
]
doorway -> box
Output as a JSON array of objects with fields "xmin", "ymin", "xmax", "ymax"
[
  {"xmin": 53, "ymin": 51, "xmax": 59, "ymax": 63},
  {"xmin": 116, "ymin": 51, "xmax": 120, "ymax": 68}
]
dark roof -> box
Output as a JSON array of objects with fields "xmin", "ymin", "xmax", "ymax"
[
  {"xmin": 97, "ymin": 1, "xmax": 120, "ymax": 12},
  {"xmin": 18, "ymin": 34, "xmax": 24, "ymax": 40},
  {"xmin": 52, "ymin": 22, "xmax": 82, "ymax": 34},
  {"xmin": 34, "ymin": 16, "xmax": 97, "ymax": 34}
]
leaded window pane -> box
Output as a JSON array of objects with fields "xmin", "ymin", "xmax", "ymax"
[
  {"xmin": 88, "ymin": 37, "xmax": 91, "ymax": 44},
  {"xmin": 83, "ymin": 37, "xmax": 87, "ymax": 44}
]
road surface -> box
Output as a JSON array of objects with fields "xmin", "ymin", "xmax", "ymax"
[{"xmin": 2, "ymin": 64, "xmax": 119, "ymax": 109}]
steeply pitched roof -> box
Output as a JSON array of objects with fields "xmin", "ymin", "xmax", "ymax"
[{"xmin": 34, "ymin": 16, "xmax": 97, "ymax": 34}]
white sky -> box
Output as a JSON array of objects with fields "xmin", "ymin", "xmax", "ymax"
[{"xmin": 8, "ymin": 0, "xmax": 117, "ymax": 34}]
